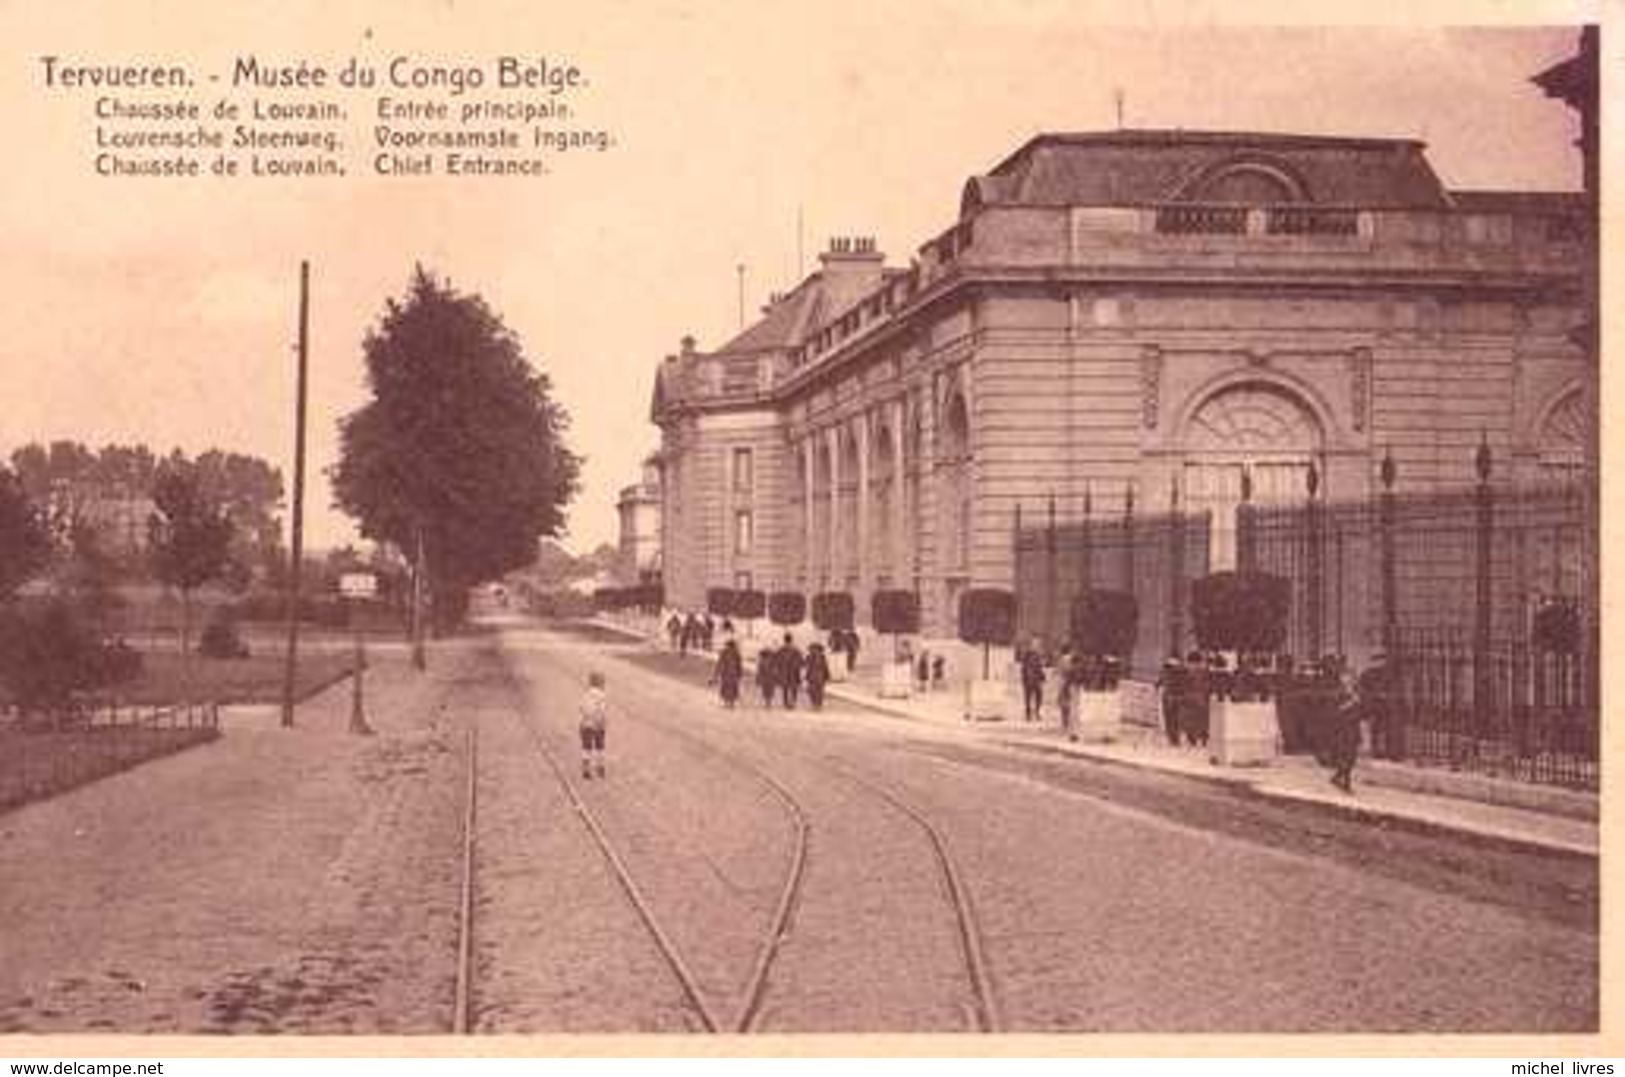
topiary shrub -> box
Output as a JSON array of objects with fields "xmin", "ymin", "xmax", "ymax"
[
  {"xmin": 768, "ymin": 591, "xmax": 806, "ymax": 626},
  {"xmin": 810, "ymin": 592, "xmax": 854, "ymax": 632},
  {"xmin": 1069, "ymin": 588, "xmax": 1138, "ymax": 662},
  {"xmin": 1190, "ymin": 571, "xmax": 1291, "ymax": 655},
  {"xmin": 871, "ymin": 589, "xmax": 920, "ymax": 636},
  {"xmin": 735, "ymin": 588, "xmax": 766, "ymax": 621},
  {"xmin": 958, "ymin": 588, "xmax": 1017, "ymax": 679},
  {"xmin": 872, "ymin": 589, "xmax": 920, "ymax": 665},
  {"xmin": 705, "ymin": 587, "xmax": 737, "ymax": 618}
]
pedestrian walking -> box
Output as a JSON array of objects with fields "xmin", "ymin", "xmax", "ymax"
[
  {"xmin": 1180, "ymin": 650, "xmax": 1210, "ymax": 747},
  {"xmin": 715, "ymin": 638, "xmax": 743, "ymax": 708},
  {"xmin": 779, "ymin": 633, "xmax": 804, "ymax": 709},
  {"xmin": 1056, "ymin": 643, "xmax": 1077, "ymax": 740},
  {"xmin": 931, "ymin": 654, "xmax": 946, "ymax": 691},
  {"xmin": 842, "ymin": 628, "xmax": 860, "ymax": 674},
  {"xmin": 682, "ymin": 613, "xmax": 698, "ymax": 655},
  {"xmin": 1019, "ymin": 638, "xmax": 1046, "ymax": 722},
  {"xmin": 1327, "ymin": 666, "xmax": 1366, "ymax": 793},
  {"xmin": 666, "ymin": 613, "xmax": 682, "ymax": 651},
  {"xmin": 1157, "ymin": 654, "xmax": 1186, "ymax": 746},
  {"xmin": 579, "ymin": 670, "xmax": 609, "ymax": 780},
  {"xmin": 805, "ymin": 641, "xmax": 830, "ymax": 710},
  {"xmin": 756, "ymin": 642, "xmax": 780, "ymax": 708},
  {"xmin": 701, "ymin": 614, "xmax": 715, "ymax": 651},
  {"xmin": 915, "ymin": 650, "xmax": 930, "ymax": 692}
]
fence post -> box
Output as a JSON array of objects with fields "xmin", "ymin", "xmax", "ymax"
[
  {"xmin": 1306, "ymin": 461, "xmax": 1324, "ymax": 663},
  {"xmin": 1123, "ymin": 482, "xmax": 1137, "ymax": 601},
  {"xmin": 1474, "ymin": 437, "xmax": 1494, "ymax": 736},
  {"xmin": 1168, "ymin": 474, "xmax": 1185, "ymax": 659},
  {"xmin": 1081, "ymin": 484, "xmax": 1093, "ymax": 593},
  {"xmin": 1237, "ymin": 465, "xmax": 1256, "ymax": 574}
]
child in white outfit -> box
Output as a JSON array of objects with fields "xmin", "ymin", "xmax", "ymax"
[{"xmin": 579, "ymin": 671, "xmax": 608, "ymax": 779}]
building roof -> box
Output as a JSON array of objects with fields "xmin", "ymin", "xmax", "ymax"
[
  {"xmin": 963, "ymin": 129, "xmax": 1452, "ymax": 213},
  {"xmin": 1448, "ymin": 190, "xmax": 1586, "ymax": 214}
]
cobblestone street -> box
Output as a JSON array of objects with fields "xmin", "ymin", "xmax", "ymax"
[{"xmin": 0, "ymin": 622, "xmax": 1598, "ymax": 1036}]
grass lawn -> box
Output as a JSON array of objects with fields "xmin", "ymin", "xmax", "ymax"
[{"xmin": 117, "ymin": 650, "xmax": 356, "ymax": 705}]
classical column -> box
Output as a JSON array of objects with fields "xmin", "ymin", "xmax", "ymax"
[
  {"xmin": 826, "ymin": 426, "xmax": 842, "ymax": 584},
  {"xmin": 890, "ymin": 398, "xmax": 907, "ymax": 584},
  {"xmin": 802, "ymin": 436, "xmax": 816, "ymax": 590},
  {"xmin": 856, "ymin": 414, "xmax": 871, "ymax": 593}
]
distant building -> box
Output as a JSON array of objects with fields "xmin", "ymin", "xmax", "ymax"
[
  {"xmin": 651, "ymin": 129, "xmax": 1592, "ymax": 648},
  {"xmin": 615, "ymin": 454, "xmax": 662, "ymax": 585}
]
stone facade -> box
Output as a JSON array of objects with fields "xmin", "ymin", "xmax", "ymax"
[
  {"xmin": 614, "ymin": 455, "xmax": 662, "ymax": 585},
  {"xmin": 649, "ymin": 131, "xmax": 1591, "ymax": 640}
]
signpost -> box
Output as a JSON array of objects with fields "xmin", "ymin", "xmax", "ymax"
[{"xmin": 340, "ymin": 572, "xmax": 377, "ymax": 735}]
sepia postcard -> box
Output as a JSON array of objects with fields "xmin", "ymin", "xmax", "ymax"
[{"xmin": 0, "ymin": 0, "xmax": 1614, "ymax": 1060}]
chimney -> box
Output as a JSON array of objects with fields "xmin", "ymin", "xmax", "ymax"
[
  {"xmin": 680, "ymin": 335, "xmax": 697, "ymax": 356},
  {"xmin": 818, "ymin": 235, "xmax": 885, "ymax": 312}
]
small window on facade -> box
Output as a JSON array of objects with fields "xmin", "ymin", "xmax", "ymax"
[
  {"xmin": 735, "ymin": 510, "xmax": 754, "ymax": 555},
  {"xmin": 733, "ymin": 447, "xmax": 754, "ymax": 493}
]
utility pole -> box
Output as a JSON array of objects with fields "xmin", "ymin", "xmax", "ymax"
[
  {"xmin": 736, "ymin": 263, "xmax": 746, "ymax": 329},
  {"xmin": 280, "ymin": 260, "xmax": 310, "ymax": 728}
]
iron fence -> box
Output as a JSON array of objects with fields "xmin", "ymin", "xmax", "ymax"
[
  {"xmin": 1013, "ymin": 448, "xmax": 1596, "ymax": 788},
  {"xmin": 0, "ymin": 698, "xmax": 220, "ymax": 813}
]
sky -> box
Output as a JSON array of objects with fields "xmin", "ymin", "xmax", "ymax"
[{"xmin": 0, "ymin": 2, "xmax": 1595, "ymax": 555}]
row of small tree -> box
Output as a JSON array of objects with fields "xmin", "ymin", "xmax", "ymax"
[{"xmin": 659, "ymin": 571, "xmax": 1301, "ymax": 681}]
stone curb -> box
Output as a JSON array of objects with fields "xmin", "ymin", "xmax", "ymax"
[{"xmin": 587, "ymin": 617, "xmax": 1598, "ymax": 857}]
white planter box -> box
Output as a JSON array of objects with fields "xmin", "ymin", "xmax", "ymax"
[
  {"xmin": 1209, "ymin": 698, "xmax": 1281, "ymax": 767},
  {"xmin": 965, "ymin": 678, "xmax": 1008, "ymax": 721},
  {"xmin": 1072, "ymin": 688, "xmax": 1122, "ymax": 742},
  {"xmin": 879, "ymin": 660, "xmax": 913, "ymax": 699}
]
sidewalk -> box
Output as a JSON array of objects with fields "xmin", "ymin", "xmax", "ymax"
[{"xmin": 593, "ymin": 616, "xmax": 1599, "ymax": 860}]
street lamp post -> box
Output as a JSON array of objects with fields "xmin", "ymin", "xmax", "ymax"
[{"xmin": 341, "ymin": 571, "xmax": 377, "ymax": 735}]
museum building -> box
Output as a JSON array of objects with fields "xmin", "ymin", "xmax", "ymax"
[{"xmin": 648, "ymin": 130, "xmax": 1590, "ymax": 649}]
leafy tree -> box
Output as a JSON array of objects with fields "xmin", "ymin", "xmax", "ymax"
[
  {"xmin": 10, "ymin": 440, "xmax": 97, "ymax": 544},
  {"xmin": 333, "ymin": 267, "xmax": 581, "ymax": 634},
  {"xmin": 148, "ymin": 460, "xmax": 235, "ymax": 658},
  {"xmin": 191, "ymin": 449, "xmax": 285, "ymax": 582},
  {"xmin": 0, "ymin": 465, "xmax": 52, "ymax": 600}
]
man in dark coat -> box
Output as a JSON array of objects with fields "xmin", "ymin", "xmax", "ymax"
[
  {"xmin": 756, "ymin": 643, "xmax": 779, "ymax": 708},
  {"xmin": 1180, "ymin": 650, "xmax": 1210, "ymax": 747},
  {"xmin": 715, "ymin": 639, "xmax": 744, "ymax": 708},
  {"xmin": 1019, "ymin": 638, "xmax": 1046, "ymax": 722},
  {"xmin": 778, "ymin": 633, "xmax": 804, "ymax": 710},
  {"xmin": 1327, "ymin": 668, "xmax": 1364, "ymax": 792},
  {"xmin": 805, "ymin": 642, "xmax": 830, "ymax": 710},
  {"xmin": 1157, "ymin": 654, "xmax": 1186, "ymax": 746}
]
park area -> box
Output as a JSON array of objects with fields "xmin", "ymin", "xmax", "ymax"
[{"xmin": 0, "ymin": 643, "xmax": 358, "ymax": 813}]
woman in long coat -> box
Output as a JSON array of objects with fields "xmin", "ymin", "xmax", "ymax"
[
  {"xmin": 804, "ymin": 642, "xmax": 830, "ymax": 710},
  {"xmin": 716, "ymin": 639, "xmax": 743, "ymax": 708}
]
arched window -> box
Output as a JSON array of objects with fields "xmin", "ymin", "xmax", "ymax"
[
  {"xmin": 1182, "ymin": 383, "xmax": 1321, "ymax": 569},
  {"xmin": 1537, "ymin": 389, "xmax": 1585, "ymax": 484}
]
